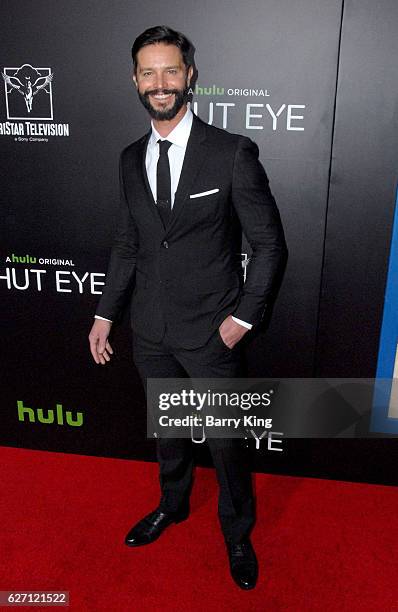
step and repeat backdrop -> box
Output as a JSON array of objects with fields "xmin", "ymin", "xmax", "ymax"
[{"xmin": 1, "ymin": 0, "xmax": 397, "ymax": 483}]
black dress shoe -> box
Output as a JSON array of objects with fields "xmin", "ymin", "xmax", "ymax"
[
  {"xmin": 227, "ymin": 539, "xmax": 258, "ymax": 590},
  {"xmin": 124, "ymin": 508, "xmax": 188, "ymax": 547}
]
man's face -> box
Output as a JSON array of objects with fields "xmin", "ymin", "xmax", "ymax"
[{"xmin": 133, "ymin": 42, "xmax": 193, "ymax": 121}]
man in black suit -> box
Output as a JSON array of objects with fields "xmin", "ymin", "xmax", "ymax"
[{"xmin": 89, "ymin": 25, "xmax": 287, "ymax": 590}]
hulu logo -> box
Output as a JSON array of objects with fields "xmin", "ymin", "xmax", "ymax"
[
  {"xmin": 10, "ymin": 254, "xmax": 37, "ymax": 264},
  {"xmin": 195, "ymin": 84, "xmax": 225, "ymax": 96},
  {"xmin": 17, "ymin": 400, "xmax": 84, "ymax": 427}
]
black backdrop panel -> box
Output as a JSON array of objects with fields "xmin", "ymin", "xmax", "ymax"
[
  {"xmin": 316, "ymin": 0, "xmax": 398, "ymax": 377},
  {"xmin": 1, "ymin": 1, "xmax": 397, "ymax": 484}
]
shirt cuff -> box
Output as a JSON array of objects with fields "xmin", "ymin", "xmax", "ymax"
[
  {"xmin": 232, "ymin": 316, "xmax": 252, "ymax": 330},
  {"xmin": 94, "ymin": 315, "xmax": 113, "ymax": 322}
]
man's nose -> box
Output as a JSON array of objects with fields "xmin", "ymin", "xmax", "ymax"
[{"xmin": 154, "ymin": 73, "xmax": 166, "ymax": 90}]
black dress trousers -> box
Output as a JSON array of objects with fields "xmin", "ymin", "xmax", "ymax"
[{"xmin": 132, "ymin": 328, "xmax": 255, "ymax": 545}]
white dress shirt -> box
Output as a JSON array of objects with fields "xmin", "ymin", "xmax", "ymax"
[
  {"xmin": 96, "ymin": 107, "xmax": 252, "ymax": 330},
  {"xmin": 146, "ymin": 105, "xmax": 193, "ymax": 208}
]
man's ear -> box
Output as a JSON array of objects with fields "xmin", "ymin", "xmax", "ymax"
[
  {"xmin": 132, "ymin": 72, "xmax": 138, "ymax": 88},
  {"xmin": 187, "ymin": 65, "xmax": 193, "ymax": 87}
]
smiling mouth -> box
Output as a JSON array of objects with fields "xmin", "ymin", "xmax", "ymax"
[{"xmin": 150, "ymin": 92, "xmax": 174, "ymax": 102}]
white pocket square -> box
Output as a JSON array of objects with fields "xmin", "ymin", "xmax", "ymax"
[{"xmin": 189, "ymin": 188, "xmax": 219, "ymax": 199}]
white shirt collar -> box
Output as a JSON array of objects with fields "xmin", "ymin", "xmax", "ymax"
[{"xmin": 149, "ymin": 106, "xmax": 193, "ymax": 149}]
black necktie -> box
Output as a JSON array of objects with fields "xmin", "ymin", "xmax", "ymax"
[{"xmin": 156, "ymin": 139, "xmax": 172, "ymax": 227}]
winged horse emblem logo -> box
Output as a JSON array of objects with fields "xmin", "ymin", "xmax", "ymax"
[{"xmin": 2, "ymin": 64, "xmax": 53, "ymax": 113}]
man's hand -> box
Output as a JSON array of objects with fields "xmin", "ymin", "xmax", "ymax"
[
  {"xmin": 89, "ymin": 319, "xmax": 114, "ymax": 365},
  {"xmin": 219, "ymin": 315, "xmax": 249, "ymax": 349}
]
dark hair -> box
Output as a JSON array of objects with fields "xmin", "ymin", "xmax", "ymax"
[{"xmin": 131, "ymin": 25, "xmax": 193, "ymax": 74}]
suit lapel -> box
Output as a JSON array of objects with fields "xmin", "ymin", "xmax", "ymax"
[
  {"xmin": 132, "ymin": 130, "xmax": 165, "ymax": 229},
  {"xmin": 166, "ymin": 113, "xmax": 208, "ymax": 234},
  {"xmin": 139, "ymin": 131, "xmax": 154, "ymax": 203}
]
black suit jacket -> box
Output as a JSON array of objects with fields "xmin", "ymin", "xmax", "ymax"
[{"xmin": 96, "ymin": 112, "xmax": 287, "ymax": 349}]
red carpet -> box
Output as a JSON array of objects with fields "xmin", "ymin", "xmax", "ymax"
[{"xmin": 1, "ymin": 446, "xmax": 398, "ymax": 611}]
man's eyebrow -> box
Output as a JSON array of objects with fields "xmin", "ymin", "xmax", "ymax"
[{"xmin": 139, "ymin": 65, "xmax": 180, "ymax": 72}]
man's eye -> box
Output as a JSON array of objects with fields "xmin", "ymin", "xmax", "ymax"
[
  {"xmin": 168, "ymin": 69, "xmax": 177, "ymax": 74},
  {"xmin": 143, "ymin": 72, "xmax": 152, "ymax": 77}
]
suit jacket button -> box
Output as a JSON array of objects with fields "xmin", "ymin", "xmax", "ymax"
[{"xmin": 162, "ymin": 240, "xmax": 169, "ymax": 249}]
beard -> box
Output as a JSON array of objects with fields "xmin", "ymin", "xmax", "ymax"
[{"xmin": 138, "ymin": 82, "xmax": 189, "ymax": 121}]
